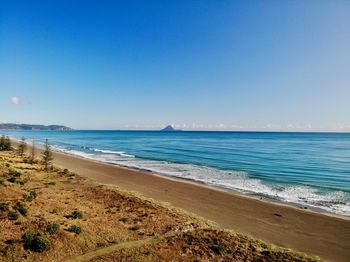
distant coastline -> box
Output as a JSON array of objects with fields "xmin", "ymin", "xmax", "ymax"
[{"xmin": 0, "ymin": 123, "xmax": 72, "ymax": 131}]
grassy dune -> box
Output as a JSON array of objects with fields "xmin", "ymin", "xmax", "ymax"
[{"xmin": 0, "ymin": 150, "xmax": 320, "ymax": 261}]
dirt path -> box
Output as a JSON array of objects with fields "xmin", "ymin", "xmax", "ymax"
[{"xmin": 65, "ymin": 231, "xmax": 179, "ymax": 262}]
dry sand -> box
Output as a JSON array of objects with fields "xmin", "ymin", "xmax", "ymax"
[{"xmin": 24, "ymin": 144, "xmax": 350, "ymax": 261}]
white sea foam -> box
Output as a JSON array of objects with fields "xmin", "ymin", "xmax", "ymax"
[
  {"xmin": 52, "ymin": 145, "xmax": 96, "ymax": 159},
  {"xmin": 93, "ymin": 148, "xmax": 135, "ymax": 158}
]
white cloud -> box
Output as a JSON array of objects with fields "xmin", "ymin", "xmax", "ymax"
[{"xmin": 10, "ymin": 96, "xmax": 20, "ymax": 105}]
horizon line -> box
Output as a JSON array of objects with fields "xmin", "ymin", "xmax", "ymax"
[{"xmin": 2, "ymin": 128, "xmax": 349, "ymax": 134}]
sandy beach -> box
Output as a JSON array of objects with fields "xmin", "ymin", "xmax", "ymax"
[
  {"xmin": 3, "ymin": 1, "xmax": 349, "ymax": 261},
  {"xmin": 33, "ymin": 146, "xmax": 349, "ymax": 262}
]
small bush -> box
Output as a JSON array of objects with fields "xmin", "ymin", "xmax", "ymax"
[
  {"xmin": 5, "ymin": 163, "xmax": 10, "ymax": 168},
  {"xmin": 47, "ymin": 223, "xmax": 60, "ymax": 235},
  {"xmin": 14, "ymin": 221, "xmax": 22, "ymax": 225},
  {"xmin": 5, "ymin": 239, "xmax": 16, "ymax": 245},
  {"xmin": 50, "ymin": 208, "xmax": 59, "ymax": 214},
  {"xmin": 16, "ymin": 203, "xmax": 28, "ymax": 217},
  {"xmin": 23, "ymin": 231, "xmax": 51, "ymax": 252},
  {"xmin": 23, "ymin": 231, "xmax": 34, "ymax": 244},
  {"xmin": 31, "ymin": 235, "xmax": 51, "ymax": 252},
  {"xmin": 29, "ymin": 189, "xmax": 38, "ymax": 198},
  {"xmin": 8, "ymin": 211, "xmax": 19, "ymax": 220},
  {"xmin": 0, "ymin": 135, "xmax": 12, "ymax": 151},
  {"xmin": 71, "ymin": 210, "xmax": 83, "ymax": 219},
  {"xmin": 119, "ymin": 217, "xmax": 129, "ymax": 223},
  {"xmin": 129, "ymin": 225, "xmax": 141, "ymax": 231},
  {"xmin": 0, "ymin": 202, "xmax": 9, "ymax": 212},
  {"xmin": 59, "ymin": 168, "xmax": 69, "ymax": 175},
  {"xmin": 210, "ymin": 244, "xmax": 226, "ymax": 254},
  {"xmin": 8, "ymin": 170, "xmax": 21, "ymax": 177},
  {"xmin": 7, "ymin": 177, "xmax": 16, "ymax": 183},
  {"xmin": 67, "ymin": 225, "xmax": 82, "ymax": 234},
  {"xmin": 23, "ymin": 194, "xmax": 33, "ymax": 202},
  {"xmin": 23, "ymin": 190, "xmax": 38, "ymax": 202},
  {"xmin": 0, "ymin": 179, "xmax": 4, "ymax": 185},
  {"xmin": 208, "ymin": 238, "xmax": 226, "ymax": 254}
]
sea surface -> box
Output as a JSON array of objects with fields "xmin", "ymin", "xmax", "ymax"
[{"xmin": 2, "ymin": 130, "xmax": 350, "ymax": 216}]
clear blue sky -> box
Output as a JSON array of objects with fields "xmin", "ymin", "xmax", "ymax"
[{"xmin": 1, "ymin": 0, "xmax": 349, "ymax": 131}]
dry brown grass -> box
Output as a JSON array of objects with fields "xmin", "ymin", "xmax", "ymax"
[{"xmin": 89, "ymin": 229, "xmax": 321, "ymax": 262}]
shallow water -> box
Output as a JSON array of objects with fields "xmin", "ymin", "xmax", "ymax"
[{"xmin": 3, "ymin": 130, "xmax": 350, "ymax": 216}]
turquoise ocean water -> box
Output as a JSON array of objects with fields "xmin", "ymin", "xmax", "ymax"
[{"xmin": 2, "ymin": 130, "xmax": 350, "ymax": 216}]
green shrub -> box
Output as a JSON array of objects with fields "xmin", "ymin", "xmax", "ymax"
[
  {"xmin": 7, "ymin": 177, "xmax": 16, "ymax": 183},
  {"xmin": 67, "ymin": 225, "xmax": 82, "ymax": 234},
  {"xmin": 31, "ymin": 235, "xmax": 51, "ymax": 252},
  {"xmin": 59, "ymin": 168, "xmax": 69, "ymax": 175},
  {"xmin": 50, "ymin": 208, "xmax": 59, "ymax": 214},
  {"xmin": 8, "ymin": 211, "xmax": 19, "ymax": 220},
  {"xmin": 47, "ymin": 223, "xmax": 60, "ymax": 235},
  {"xmin": 0, "ymin": 202, "xmax": 9, "ymax": 212},
  {"xmin": 210, "ymin": 244, "xmax": 225, "ymax": 254},
  {"xmin": 23, "ymin": 194, "xmax": 33, "ymax": 202},
  {"xmin": 5, "ymin": 163, "xmax": 10, "ymax": 168},
  {"xmin": 129, "ymin": 224, "xmax": 140, "ymax": 231},
  {"xmin": 0, "ymin": 179, "xmax": 4, "ymax": 185},
  {"xmin": 23, "ymin": 190, "xmax": 38, "ymax": 202},
  {"xmin": 23, "ymin": 231, "xmax": 51, "ymax": 252},
  {"xmin": 8, "ymin": 170, "xmax": 21, "ymax": 177},
  {"xmin": 22, "ymin": 231, "xmax": 34, "ymax": 245},
  {"xmin": 119, "ymin": 217, "xmax": 129, "ymax": 223},
  {"xmin": 0, "ymin": 135, "xmax": 11, "ymax": 151},
  {"xmin": 209, "ymin": 239, "xmax": 226, "ymax": 254},
  {"xmin": 5, "ymin": 239, "xmax": 16, "ymax": 245},
  {"xmin": 30, "ymin": 189, "xmax": 38, "ymax": 198},
  {"xmin": 71, "ymin": 210, "xmax": 83, "ymax": 219},
  {"xmin": 16, "ymin": 203, "xmax": 28, "ymax": 217}
]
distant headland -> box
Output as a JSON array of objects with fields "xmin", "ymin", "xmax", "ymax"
[
  {"xmin": 160, "ymin": 125, "xmax": 182, "ymax": 132},
  {"xmin": 0, "ymin": 123, "xmax": 72, "ymax": 131}
]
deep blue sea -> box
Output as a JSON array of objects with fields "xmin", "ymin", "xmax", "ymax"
[{"xmin": 2, "ymin": 130, "xmax": 350, "ymax": 216}]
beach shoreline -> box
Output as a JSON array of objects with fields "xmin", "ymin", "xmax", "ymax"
[
  {"xmin": 56, "ymin": 148, "xmax": 349, "ymax": 220},
  {"xmin": 12, "ymin": 138, "xmax": 349, "ymax": 219},
  {"xmin": 26, "ymin": 143, "xmax": 350, "ymax": 261}
]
